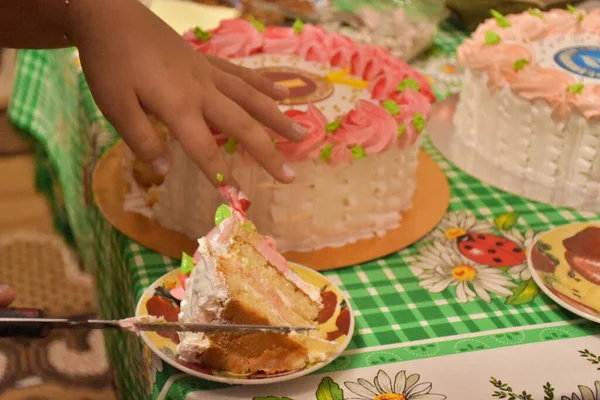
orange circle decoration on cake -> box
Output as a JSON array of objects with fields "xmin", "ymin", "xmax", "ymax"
[
  {"xmin": 258, "ymin": 66, "xmax": 334, "ymax": 105},
  {"xmin": 93, "ymin": 140, "xmax": 450, "ymax": 270},
  {"xmin": 527, "ymin": 222, "xmax": 600, "ymax": 324},
  {"xmin": 135, "ymin": 263, "xmax": 354, "ymax": 385}
]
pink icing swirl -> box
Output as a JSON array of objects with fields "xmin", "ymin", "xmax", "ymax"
[
  {"xmin": 582, "ymin": 9, "xmax": 600, "ymax": 34},
  {"xmin": 544, "ymin": 9, "xmax": 581, "ymax": 36},
  {"xmin": 262, "ymin": 26, "xmax": 299, "ymax": 54},
  {"xmin": 329, "ymin": 33, "xmax": 357, "ymax": 68},
  {"xmin": 458, "ymin": 40, "xmax": 535, "ymax": 90},
  {"xmin": 185, "ymin": 19, "xmax": 263, "ymax": 58},
  {"xmin": 397, "ymin": 119, "xmax": 419, "ymax": 150},
  {"xmin": 335, "ymin": 100, "xmax": 398, "ymax": 154},
  {"xmin": 574, "ymin": 85, "xmax": 600, "ymax": 120},
  {"xmin": 324, "ymin": 135, "xmax": 353, "ymax": 166},
  {"xmin": 369, "ymin": 62, "xmax": 435, "ymax": 103},
  {"xmin": 510, "ymin": 66, "xmax": 577, "ymax": 120},
  {"xmin": 274, "ymin": 105, "xmax": 328, "ymax": 161},
  {"xmin": 388, "ymin": 89, "xmax": 433, "ymax": 122},
  {"xmin": 295, "ymin": 24, "xmax": 331, "ymax": 63}
]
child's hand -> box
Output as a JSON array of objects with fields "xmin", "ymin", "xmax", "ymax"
[
  {"xmin": 0, "ymin": 286, "xmax": 15, "ymax": 307},
  {"xmin": 69, "ymin": 0, "xmax": 305, "ymax": 186}
]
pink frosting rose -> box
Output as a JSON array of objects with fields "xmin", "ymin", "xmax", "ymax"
[
  {"xmin": 335, "ymin": 100, "xmax": 398, "ymax": 154},
  {"xmin": 329, "ymin": 33, "xmax": 357, "ymax": 68},
  {"xmin": 458, "ymin": 40, "xmax": 535, "ymax": 90},
  {"xmin": 296, "ymin": 24, "xmax": 331, "ymax": 63},
  {"xmin": 262, "ymin": 26, "xmax": 299, "ymax": 54},
  {"xmin": 581, "ymin": 9, "xmax": 600, "ymax": 34},
  {"xmin": 545, "ymin": 9, "xmax": 581, "ymax": 36},
  {"xmin": 396, "ymin": 117, "xmax": 419, "ymax": 150},
  {"xmin": 388, "ymin": 89, "xmax": 432, "ymax": 122},
  {"xmin": 574, "ymin": 84, "xmax": 600, "ymax": 120},
  {"xmin": 507, "ymin": 11, "xmax": 548, "ymax": 41},
  {"xmin": 369, "ymin": 61, "xmax": 435, "ymax": 103},
  {"xmin": 185, "ymin": 19, "xmax": 263, "ymax": 58},
  {"xmin": 274, "ymin": 105, "xmax": 328, "ymax": 161},
  {"xmin": 471, "ymin": 18, "xmax": 528, "ymax": 43},
  {"xmin": 510, "ymin": 66, "xmax": 578, "ymax": 120},
  {"xmin": 323, "ymin": 135, "xmax": 353, "ymax": 166}
]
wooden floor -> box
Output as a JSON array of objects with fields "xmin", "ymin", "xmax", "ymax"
[{"xmin": 0, "ymin": 154, "xmax": 54, "ymax": 233}]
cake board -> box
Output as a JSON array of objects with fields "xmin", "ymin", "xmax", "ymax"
[
  {"xmin": 93, "ymin": 140, "xmax": 450, "ymax": 271},
  {"xmin": 428, "ymin": 94, "xmax": 600, "ymax": 213}
]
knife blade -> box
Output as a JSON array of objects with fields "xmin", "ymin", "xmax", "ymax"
[{"xmin": 0, "ymin": 308, "xmax": 315, "ymax": 338}]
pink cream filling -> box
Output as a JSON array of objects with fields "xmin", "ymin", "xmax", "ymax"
[{"xmin": 183, "ymin": 18, "xmax": 435, "ymax": 163}]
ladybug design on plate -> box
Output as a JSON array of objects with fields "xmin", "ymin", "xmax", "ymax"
[
  {"xmin": 443, "ymin": 225, "xmax": 525, "ymax": 267},
  {"xmin": 457, "ymin": 233, "xmax": 525, "ymax": 267}
]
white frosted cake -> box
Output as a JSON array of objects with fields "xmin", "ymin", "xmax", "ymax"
[
  {"xmin": 452, "ymin": 7, "xmax": 600, "ymax": 210},
  {"xmin": 124, "ymin": 18, "xmax": 435, "ymax": 253}
]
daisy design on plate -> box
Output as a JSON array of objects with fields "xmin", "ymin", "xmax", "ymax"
[
  {"xmin": 415, "ymin": 56, "xmax": 463, "ymax": 93},
  {"xmin": 501, "ymin": 227, "xmax": 542, "ymax": 281},
  {"xmin": 430, "ymin": 211, "xmax": 495, "ymax": 245},
  {"xmin": 413, "ymin": 241, "xmax": 516, "ymax": 303},
  {"xmin": 563, "ymin": 382, "xmax": 600, "ymax": 400},
  {"xmin": 143, "ymin": 344, "xmax": 164, "ymax": 394},
  {"xmin": 344, "ymin": 369, "xmax": 447, "ymax": 400}
]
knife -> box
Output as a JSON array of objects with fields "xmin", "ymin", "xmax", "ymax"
[{"xmin": 0, "ymin": 308, "xmax": 315, "ymax": 338}]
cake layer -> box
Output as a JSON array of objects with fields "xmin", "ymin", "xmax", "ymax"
[{"xmin": 147, "ymin": 137, "xmax": 419, "ymax": 252}]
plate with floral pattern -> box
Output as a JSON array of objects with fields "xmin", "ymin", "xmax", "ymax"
[
  {"xmin": 135, "ymin": 261, "xmax": 354, "ymax": 385},
  {"xmin": 527, "ymin": 222, "xmax": 600, "ymax": 324}
]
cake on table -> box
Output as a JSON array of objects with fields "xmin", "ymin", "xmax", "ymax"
[
  {"xmin": 177, "ymin": 184, "xmax": 337, "ymax": 374},
  {"xmin": 452, "ymin": 7, "xmax": 600, "ymax": 210},
  {"xmin": 124, "ymin": 17, "xmax": 435, "ymax": 253}
]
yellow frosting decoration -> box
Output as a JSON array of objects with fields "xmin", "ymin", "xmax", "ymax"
[{"xmin": 325, "ymin": 69, "xmax": 369, "ymax": 89}]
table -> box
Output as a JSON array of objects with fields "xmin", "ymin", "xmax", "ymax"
[{"xmin": 8, "ymin": 17, "xmax": 600, "ymax": 400}]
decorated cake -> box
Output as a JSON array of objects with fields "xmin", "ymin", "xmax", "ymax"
[
  {"xmin": 177, "ymin": 185, "xmax": 337, "ymax": 374},
  {"xmin": 452, "ymin": 7, "xmax": 600, "ymax": 210},
  {"xmin": 124, "ymin": 17, "xmax": 435, "ymax": 252}
]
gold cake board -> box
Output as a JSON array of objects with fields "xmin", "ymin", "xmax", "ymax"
[{"xmin": 93, "ymin": 141, "xmax": 450, "ymax": 271}]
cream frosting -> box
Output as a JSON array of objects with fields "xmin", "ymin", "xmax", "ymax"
[
  {"xmin": 182, "ymin": 18, "xmax": 434, "ymax": 163},
  {"xmin": 457, "ymin": 8, "xmax": 600, "ymax": 121}
]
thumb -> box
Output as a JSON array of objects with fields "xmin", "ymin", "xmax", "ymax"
[
  {"xmin": 107, "ymin": 96, "xmax": 171, "ymax": 175},
  {"xmin": 0, "ymin": 285, "xmax": 16, "ymax": 307}
]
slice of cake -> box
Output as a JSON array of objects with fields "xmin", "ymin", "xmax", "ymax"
[{"xmin": 177, "ymin": 185, "xmax": 337, "ymax": 374}]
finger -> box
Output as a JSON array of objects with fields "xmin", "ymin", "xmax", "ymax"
[
  {"xmin": 105, "ymin": 94, "xmax": 171, "ymax": 175},
  {"xmin": 203, "ymin": 93, "xmax": 295, "ymax": 184},
  {"xmin": 206, "ymin": 55, "xmax": 290, "ymax": 101},
  {"xmin": 213, "ymin": 69, "xmax": 307, "ymax": 142},
  {"xmin": 163, "ymin": 112, "xmax": 237, "ymax": 187},
  {"xmin": 0, "ymin": 285, "xmax": 15, "ymax": 307}
]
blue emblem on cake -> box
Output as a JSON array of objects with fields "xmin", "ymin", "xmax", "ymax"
[{"xmin": 554, "ymin": 46, "xmax": 600, "ymax": 79}]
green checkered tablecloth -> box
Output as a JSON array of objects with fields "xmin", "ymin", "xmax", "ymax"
[{"xmin": 8, "ymin": 17, "xmax": 600, "ymax": 400}]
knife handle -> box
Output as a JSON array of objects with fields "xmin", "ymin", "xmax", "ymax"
[{"xmin": 0, "ymin": 308, "xmax": 51, "ymax": 338}]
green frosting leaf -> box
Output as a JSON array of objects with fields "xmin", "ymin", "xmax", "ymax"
[
  {"xmin": 224, "ymin": 138, "xmax": 238, "ymax": 154},
  {"xmin": 350, "ymin": 145, "xmax": 367, "ymax": 159},
  {"xmin": 397, "ymin": 77, "xmax": 420, "ymax": 92},
  {"xmin": 315, "ymin": 377, "xmax": 344, "ymax": 400},
  {"xmin": 505, "ymin": 279, "xmax": 540, "ymax": 306},
  {"xmin": 193, "ymin": 27, "xmax": 211, "ymax": 42},
  {"xmin": 397, "ymin": 124, "xmax": 406, "ymax": 138},
  {"xmin": 484, "ymin": 30, "xmax": 501, "ymax": 45},
  {"xmin": 292, "ymin": 18, "xmax": 305, "ymax": 34},
  {"xmin": 527, "ymin": 8, "xmax": 543, "ymax": 18},
  {"xmin": 413, "ymin": 113, "xmax": 425, "ymax": 133},
  {"xmin": 513, "ymin": 59, "xmax": 529, "ymax": 72},
  {"xmin": 494, "ymin": 211, "xmax": 519, "ymax": 230},
  {"xmin": 216, "ymin": 173, "xmax": 223, "ymax": 183},
  {"xmin": 214, "ymin": 204, "xmax": 232, "ymax": 226},
  {"xmin": 567, "ymin": 83, "xmax": 584, "ymax": 95},
  {"xmin": 325, "ymin": 119, "xmax": 342, "ymax": 133},
  {"xmin": 567, "ymin": 4, "xmax": 578, "ymax": 13},
  {"xmin": 382, "ymin": 100, "xmax": 400, "ymax": 116},
  {"xmin": 180, "ymin": 252, "xmax": 195, "ymax": 274},
  {"xmin": 249, "ymin": 16, "xmax": 265, "ymax": 32},
  {"xmin": 320, "ymin": 143, "xmax": 333, "ymax": 162},
  {"xmin": 490, "ymin": 9, "xmax": 512, "ymax": 28}
]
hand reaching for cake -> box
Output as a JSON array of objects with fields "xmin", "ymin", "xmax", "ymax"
[
  {"xmin": 0, "ymin": 0, "xmax": 305, "ymax": 186},
  {"xmin": 0, "ymin": 286, "xmax": 16, "ymax": 307}
]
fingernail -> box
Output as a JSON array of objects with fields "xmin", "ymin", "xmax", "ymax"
[
  {"xmin": 274, "ymin": 83, "xmax": 289, "ymax": 95},
  {"xmin": 282, "ymin": 163, "xmax": 295, "ymax": 179},
  {"xmin": 293, "ymin": 123, "xmax": 308, "ymax": 138},
  {"xmin": 150, "ymin": 157, "xmax": 170, "ymax": 175}
]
